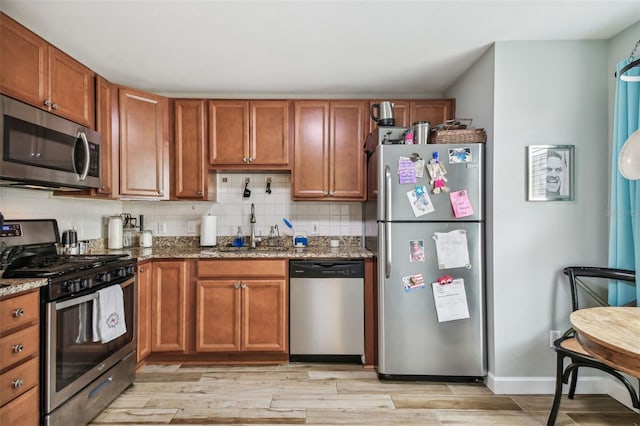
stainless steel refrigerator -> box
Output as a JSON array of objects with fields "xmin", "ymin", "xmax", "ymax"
[{"xmin": 364, "ymin": 127, "xmax": 486, "ymax": 380}]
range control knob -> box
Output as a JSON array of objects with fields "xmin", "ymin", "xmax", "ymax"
[
  {"xmin": 97, "ymin": 272, "xmax": 112, "ymax": 283},
  {"xmin": 114, "ymin": 267, "xmax": 127, "ymax": 278}
]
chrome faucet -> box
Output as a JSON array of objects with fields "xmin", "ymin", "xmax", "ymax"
[{"xmin": 250, "ymin": 203, "xmax": 256, "ymax": 248}]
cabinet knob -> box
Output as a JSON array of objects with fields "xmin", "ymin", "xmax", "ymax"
[
  {"xmin": 12, "ymin": 343, "xmax": 24, "ymax": 353},
  {"xmin": 44, "ymin": 99, "xmax": 52, "ymax": 107},
  {"xmin": 11, "ymin": 378, "xmax": 24, "ymax": 389},
  {"xmin": 101, "ymin": 185, "xmax": 106, "ymax": 190},
  {"xmin": 197, "ymin": 190, "xmax": 203, "ymax": 196},
  {"xmin": 139, "ymin": 267, "xmax": 145, "ymax": 273},
  {"xmin": 241, "ymin": 283, "xmax": 247, "ymax": 289},
  {"xmin": 158, "ymin": 190, "xmax": 164, "ymax": 196},
  {"xmin": 234, "ymin": 283, "xmax": 241, "ymax": 289},
  {"xmin": 329, "ymin": 191, "xmax": 335, "ymax": 196},
  {"xmin": 243, "ymin": 157, "xmax": 249, "ymax": 163},
  {"xmin": 249, "ymin": 157, "xmax": 255, "ymax": 163},
  {"xmin": 323, "ymin": 191, "xmax": 329, "ymax": 196},
  {"xmin": 12, "ymin": 308, "xmax": 24, "ymax": 318},
  {"xmin": 52, "ymin": 103, "xmax": 58, "ymax": 110}
]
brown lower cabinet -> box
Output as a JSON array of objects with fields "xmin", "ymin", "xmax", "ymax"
[
  {"xmin": 140, "ymin": 259, "xmax": 288, "ymax": 364},
  {"xmin": 0, "ymin": 290, "xmax": 39, "ymax": 426},
  {"xmin": 196, "ymin": 259, "xmax": 288, "ymax": 353}
]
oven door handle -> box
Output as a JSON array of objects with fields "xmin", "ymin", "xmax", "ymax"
[{"xmin": 56, "ymin": 292, "xmax": 98, "ymax": 311}]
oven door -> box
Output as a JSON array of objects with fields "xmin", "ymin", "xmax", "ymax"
[{"xmin": 43, "ymin": 277, "xmax": 136, "ymax": 413}]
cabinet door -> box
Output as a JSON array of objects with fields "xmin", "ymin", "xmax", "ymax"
[
  {"xmin": 410, "ymin": 99, "xmax": 455, "ymax": 127},
  {"xmin": 250, "ymin": 100, "xmax": 290, "ymax": 167},
  {"xmin": 119, "ymin": 87, "xmax": 169, "ymax": 199},
  {"xmin": 174, "ymin": 99, "xmax": 206, "ymax": 199},
  {"xmin": 208, "ymin": 100, "xmax": 249, "ymax": 166},
  {"xmin": 152, "ymin": 261, "xmax": 188, "ymax": 352},
  {"xmin": 242, "ymin": 280, "xmax": 287, "ymax": 352},
  {"xmin": 136, "ymin": 262, "xmax": 152, "ymax": 362},
  {"xmin": 330, "ymin": 101, "xmax": 367, "ymax": 200},
  {"xmin": 0, "ymin": 13, "xmax": 48, "ymax": 109},
  {"xmin": 293, "ymin": 101, "xmax": 330, "ymax": 199},
  {"xmin": 48, "ymin": 46, "xmax": 95, "ymax": 127},
  {"xmin": 0, "ymin": 385, "xmax": 39, "ymax": 426},
  {"xmin": 195, "ymin": 280, "xmax": 242, "ymax": 352},
  {"xmin": 95, "ymin": 76, "xmax": 114, "ymax": 196}
]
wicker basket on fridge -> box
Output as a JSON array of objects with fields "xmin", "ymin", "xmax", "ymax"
[{"xmin": 430, "ymin": 119, "xmax": 487, "ymax": 144}]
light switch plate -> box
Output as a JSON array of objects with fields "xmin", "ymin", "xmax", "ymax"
[
  {"xmin": 310, "ymin": 222, "xmax": 320, "ymax": 235},
  {"xmin": 187, "ymin": 221, "xmax": 197, "ymax": 234}
]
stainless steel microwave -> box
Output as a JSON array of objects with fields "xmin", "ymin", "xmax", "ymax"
[{"xmin": 0, "ymin": 95, "xmax": 101, "ymax": 191}]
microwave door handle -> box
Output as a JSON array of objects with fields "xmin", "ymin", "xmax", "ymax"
[{"xmin": 77, "ymin": 132, "xmax": 90, "ymax": 181}]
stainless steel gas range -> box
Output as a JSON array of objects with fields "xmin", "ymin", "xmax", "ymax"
[{"xmin": 1, "ymin": 219, "xmax": 137, "ymax": 426}]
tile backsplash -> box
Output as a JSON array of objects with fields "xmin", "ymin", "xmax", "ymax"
[{"xmin": 0, "ymin": 172, "xmax": 363, "ymax": 241}]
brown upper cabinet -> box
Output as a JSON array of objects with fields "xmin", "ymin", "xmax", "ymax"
[
  {"xmin": 94, "ymin": 76, "xmax": 117, "ymax": 197},
  {"xmin": 368, "ymin": 99, "xmax": 455, "ymax": 132},
  {"xmin": 293, "ymin": 100, "xmax": 367, "ymax": 201},
  {"xmin": 208, "ymin": 100, "xmax": 291, "ymax": 169},
  {"xmin": 0, "ymin": 13, "xmax": 95, "ymax": 128},
  {"xmin": 173, "ymin": 99, "xmax": 208, "ymax": 199},
  {"xmin": 119, "ymin": 87, "xmax": 169, "ymax": 199}
]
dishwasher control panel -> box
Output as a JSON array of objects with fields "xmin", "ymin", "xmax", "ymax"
[{"xmin": 289, "ymin": 260, "xmax": 364, "ymax": 278}]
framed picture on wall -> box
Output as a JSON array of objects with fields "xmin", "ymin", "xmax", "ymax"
[{"xmin": 527, "ymin": 145, "xmax": 574, "ymax": 201}]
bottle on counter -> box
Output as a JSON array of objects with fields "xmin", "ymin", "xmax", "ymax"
[{"xmin": 233, "ymin": 226, "xmax": 244, "ymax": 247}]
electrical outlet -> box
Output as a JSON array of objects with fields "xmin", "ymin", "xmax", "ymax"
[
  {"xmin": 549, "ymin": 330, "xmax": 561, "ymax": 347},
  {"xmin": 187, "ymin": 221, "xmax": 197, "ymax": 234},
  {"xmin": 310, "ymin": 222, "xmax": 320, "ymax": 235},
  {"xmin": 157, "ymin": 222, "xmax": 167, "ymax": 235}
]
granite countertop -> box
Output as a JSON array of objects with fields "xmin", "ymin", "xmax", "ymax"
[
  {"xmin": 99, "ymin": 245, "xmax": 374, "ymax": 262},
  {"xmin": 0, "ymin": 277, "xmax": 48, "ymax": 298},
  {"xmin": 0, "ymin": 244, "xmax": 373, "ymax": 297}
]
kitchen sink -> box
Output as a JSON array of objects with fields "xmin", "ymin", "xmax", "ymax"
[{"xmin": 212, "ymin": 246, "xmax": 290, "ymax": 252}]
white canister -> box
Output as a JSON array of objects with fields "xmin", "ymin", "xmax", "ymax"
[
  {"xmin": 108, "ymin": 215, "xmax": 123, "ymax": 249},
  {"xmin": 140, "ymin": 229, "xmax": 153, "ymax": 248}
]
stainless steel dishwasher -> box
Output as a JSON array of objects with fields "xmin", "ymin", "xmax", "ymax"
[{"xmin": 289, "ymin": 260, "xmax": 364, "ymax": 363}]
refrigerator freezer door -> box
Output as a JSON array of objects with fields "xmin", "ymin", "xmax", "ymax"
[
  {"xmin": 377, "ymin": 221, "xmax": 486, "ymax": 377},
  {"xmin": 377, "ymin": 143, "xmax": 484, "ymax": 222}
]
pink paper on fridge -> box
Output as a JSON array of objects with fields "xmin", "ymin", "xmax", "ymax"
[{"xmin": 449, "ymin": 190, "xmax": 473, "ymax": 218}]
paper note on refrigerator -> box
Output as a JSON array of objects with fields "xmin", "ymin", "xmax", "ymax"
[
  {"xmin": 432, "ymin": 279, "xmax": 470, "ymax": 322},
  {"xmin": 449, "ymin": 190, "xmax": 474, "ymax": 218},
  {"xmin": 398, "ymin": 157, "xmax": 417, "ymax": 184},
  {"xmin": 433, "ymin": 229, "xmax": 470, "ymax": 269}
]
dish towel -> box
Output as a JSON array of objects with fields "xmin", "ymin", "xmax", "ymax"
[{"xmin": 92, "ymin": 284, "xmax": 127, "ymax": 343}]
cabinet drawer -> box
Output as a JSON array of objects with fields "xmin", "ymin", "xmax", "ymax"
[
  {"xmin": 0, "ymin": 291, "xmax": 39, "ymax": 335},
  {"xmin": 0, "ymin": 385, "xmax": 39, "ymax": 426},
  {"xmin": 0, "ymin": 324, "xmax": 39, "ymax": 370},
  {"xmin": 0, "ymin": 356, "xmax": 38, "ymax": 406},
  {"xmin": 198, "ymin": 259, "xmax": 286, "ymax": 278}
]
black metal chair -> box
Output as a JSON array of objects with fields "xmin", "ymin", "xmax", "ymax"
[{"xmin": 547, "ymin": 266, "xmax": 639, "ymax": 426}]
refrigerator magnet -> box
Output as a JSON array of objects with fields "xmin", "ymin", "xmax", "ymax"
[
  {"xmin": 407, "ymin": 186, "xmax": 434, "ymax": 217},
  {"xmin": 403, "ymin": 273, "xmax": 426, "ymax": 292},
  {"xmin": 426, "ymin": 155, "xmax": 450, "ymax": 194},
  {"xmin": 448, "ymin": 147, "xmax": 472, "ymax": 163},
  {"xmin": 409, "ymin": 240, "xmax": 425, "ymax": 262}
]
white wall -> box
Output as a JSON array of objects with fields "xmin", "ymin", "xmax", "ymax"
[
  {"xmin": 0, "ymin": 172, "xmax": 363, "ymax": 241},
  {"xmin": 446, "ymin": 40, "xmax": 610, "ymax": 394}
]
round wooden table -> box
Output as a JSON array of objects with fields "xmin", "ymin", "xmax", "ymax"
[{"xmin": 570, "ymin": 306, "xmax": 640, "ymax": 378}]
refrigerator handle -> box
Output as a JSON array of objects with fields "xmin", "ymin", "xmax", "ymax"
[
  {"xmin": 384, "ymin": 165, "xmax": 392, "ymax": 278},
  {"xmin": 385, "ymin": 221, "xmax": 391, "ymax": 278},
  {"xmin": 384, "ymin": 165, "xmax": 391, "ymax": 222}
]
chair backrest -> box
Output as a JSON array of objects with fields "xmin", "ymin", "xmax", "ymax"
[{"xmin": 562, "ymin": 266, "xmax": 635, "ymax": 312}]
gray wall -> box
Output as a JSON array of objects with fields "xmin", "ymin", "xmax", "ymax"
[{"xmin": 446, "ymin": 40, "xmax": 611, "ymax": 394}]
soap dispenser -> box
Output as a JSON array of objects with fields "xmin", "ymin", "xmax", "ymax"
[{"xmin": 233, "ymin": 226, "xmax": 244, "ymax": 247}]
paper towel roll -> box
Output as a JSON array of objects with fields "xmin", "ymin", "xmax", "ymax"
[{"xmin": 200, "ymin": 215, "xmax": 217, "ymax": 246}]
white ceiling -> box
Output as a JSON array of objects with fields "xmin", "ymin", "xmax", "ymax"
[{"xmin": 2, "ymin": 1, "xmax": 639, "ymax": 98}]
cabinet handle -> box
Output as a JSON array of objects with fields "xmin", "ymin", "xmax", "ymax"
[
  {"xmin": 241, "ymin": 283, "xmax": 247, "ymax": 289},
  {"xmin": 249, "ymin": 157, "xmax": 255, "ymax": 163},
  {"xmin": 323, "ymin": 191, "xmax": 329, "ymax": 196},
  {"xmin": 11, "ymin": 378, "xmax": 24, "ymax": 389},
  {"xmin": 234, "ymin": 283, "xmax": 241, "ymax": 289},
  {"xmin": 52, "ymin": 103, "xmax": 58, "ymax": 110},
  {"xmin": 197, "ymin": 190, "xmax": 203, "ymax": 196},
  {"xmin": 139, "ymin": 267, "xmax": 145, "ymax": 273},
  {"xmin": 158, "ymin": 190, "xmax": 164, "ymax": 196},
  {"xmin": 12, "ymin": 343, "xmax": 24, "ymax": 353},
  {"xmin": 12, "ymin": 308, "xmax": 24, "ymax": 318},
  {"xmin": 329, "ymin": 191, "xmax": 334, "ymax": 196},
  {"xmin": 44, "ymin": 100, "xmax": 52, "ymax": 107},
  {"xmin": 243, "ymin": 157, "xmax": 249, "ymax": 163}
]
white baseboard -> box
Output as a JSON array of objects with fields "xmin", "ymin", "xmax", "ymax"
[
  {"xmin": 486, "ymin": 372, "xmax": 607, "ymax": 394},
  {"xmin": 486, "ymin": 373, "xmax": 639, "ymax": 413}
]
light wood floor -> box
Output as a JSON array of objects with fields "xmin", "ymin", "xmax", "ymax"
[{"xmin": 90, "ymin": 363, "xmax": 639, "ymax": 425}]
